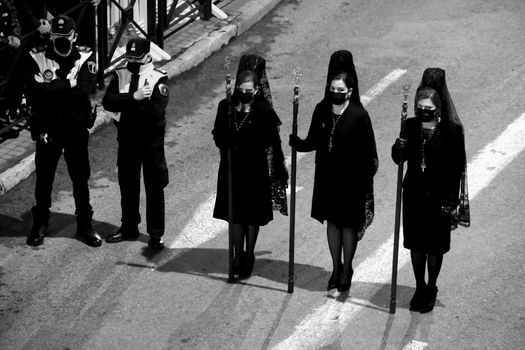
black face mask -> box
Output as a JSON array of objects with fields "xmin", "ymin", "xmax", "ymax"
[
  {"xmin": 239, "ymin": 91, "xmax": 254, "ymax": 104},
  {"xmin": 417, "ymin": 108, "xmax": 436, "ymax": 122},
  {"xmin": 53, "ymin": 37, "xmax": 72, "ymax": 55},
  {"xmin": 330, "ymin": 91, "xmax": 348, "ymax": 105},
  {"xmin": 126, "ymin": 62, "xmax": 142, "ymax": 74}
]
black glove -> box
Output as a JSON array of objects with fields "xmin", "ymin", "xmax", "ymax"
[
  {"xmin": 392, "ymin": 138, "xmax": 407, "ymax": 163},
  {"xmin": 289, "ymin": 134, "xmax": 301, "ymax": 148}
]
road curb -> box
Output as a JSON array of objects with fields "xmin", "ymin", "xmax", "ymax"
[{"xmin": 0, "ymin": 0, "xmax": 283, "ymax": 197}]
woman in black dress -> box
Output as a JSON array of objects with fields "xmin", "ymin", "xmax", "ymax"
[
  {"xmin": 289, "ymin": 50, "xmax": 378, "ymax": 294},
  {"xmin": 212, "ymin": 65, "xmax": 288, "ymax": 280},
  {"xmin": 392, "ymin": 68, "xmax": 469, "ymax": 313}
]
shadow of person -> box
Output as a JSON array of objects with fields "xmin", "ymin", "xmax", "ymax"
[
  {"xmin": 0, "ymin": 211, "xmax": 119, "ymax": 247},
  {"xmin": 130, "ymin": 247, "xmax": 331, "ymax": 292}
]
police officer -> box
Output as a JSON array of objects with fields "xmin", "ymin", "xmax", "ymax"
[
  {"xmin": 102, "ymin": 37, "xmax": 169, "ymax": 250},
  {"xmin": 25, "ymin": 15, "xmax": 101, "ymax": 247}
]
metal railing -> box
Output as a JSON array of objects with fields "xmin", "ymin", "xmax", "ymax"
[
  {"xmin": 0, "ymin": 0, "xmax": 213, "ymax": 141},
  {"xmin": 96, "ymin": 0, "xmax": 213, "ymax": 88}
]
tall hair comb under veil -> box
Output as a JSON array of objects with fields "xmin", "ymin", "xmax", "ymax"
[
  {"xmin": 418, "ymin": 68, "xmax": 461, "ymax": 127},
  {"xmin": 234, "ymin": 53, "xmax": 288, "ymax": 216},
  {"xmin": 324, "ymin": 50, "xmax": 362, "ymax": 106},
  {"xmin": 235, "ymin": 54, "xmax": 273, "ymax": 108},
  {"xmin": 418, "ymin": 67, "xmax": 470, "ymax": 229}
]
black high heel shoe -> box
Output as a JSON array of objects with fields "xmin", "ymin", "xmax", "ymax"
[
  {"xmin": 327, "ymin": 262, "xmax": 344, "ymax": 291},
  {"xmin": 240, "ymin": 252, "xmax": 255, "ymax": 278},
  {"xmin": 337, "ymin": 268, "xmax": 354, "ymax": 293},
  {"xmin": 233, "ymin": 250, "xmax": 246, "ymax": 276},
  {"xmin": 327, "ymin": 274, "xmax": 338, "ymax": 291}
]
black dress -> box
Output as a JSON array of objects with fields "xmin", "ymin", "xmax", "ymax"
[
  {"xmin": 296, "ymin": 100, "xmax": 378, "ymax": 230},
  {"xmin": 212, "ymin": 98, "xmax": 287, "ymax": 226},
  {"xmin": 392, "ymin": 118, "xmax": 465, "ymax": 254}
]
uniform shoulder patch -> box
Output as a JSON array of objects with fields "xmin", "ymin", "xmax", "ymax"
[
  {"xmin": 87, "ymin": 61, "xmax": 97, "ymax": 74},
  {"xmin": 158, "ymin": 83, "xmax": 169, "ymax": 97},
  {"xmin": 77, "ymin": 45, "xmax": 92, "ymax": 53},
  {"xmin": 31, "ymin": 46, "xmax": 45, "ymax": 53},
  {"xmin": 154, "ymin": 67, "xmax": 168, "ymax": 75}
]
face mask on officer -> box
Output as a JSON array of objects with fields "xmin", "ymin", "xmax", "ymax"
[
  {"xmin": 51, "ymin": 32, "xmax": 77, "ymax": 57},
  {"xmin": 126, "ymin": 53, "xmax": 152, "ymax": 74}
]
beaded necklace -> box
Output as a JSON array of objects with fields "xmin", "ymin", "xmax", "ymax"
[
  {"xmin": 420, "ymin": 123, "xmax": 437, "ymax": 173},
  {"xmin": 233, "ymin": 106, "xmax": 251, "ymax": 132},
  {"xmin": 328, "ymin": 102, "xmax": 350, "ymax": 151}
]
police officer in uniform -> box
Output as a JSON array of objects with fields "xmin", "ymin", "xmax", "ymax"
[
  {"xmin": 102, "ymin": 37, "xmax": 169, "ymax": 250},
  {"xmin": 25, "ymin": 15, "xmax": 102, "ymax": 247}
]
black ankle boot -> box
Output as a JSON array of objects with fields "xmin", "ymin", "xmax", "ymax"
[
  {"xmin": 76, "ymin": 211, "xmax": 102, "ymax": 247},
  {"xmin": 419, "ymin": 285, "xmax": 438, "ymax": 313},
  {"xmin": 26, "ymin": 206, "xmax": 49, "ymax": 246},
  {"xmin": 409, "ymin": 284, "xmax": 428, "ymax": 311}
]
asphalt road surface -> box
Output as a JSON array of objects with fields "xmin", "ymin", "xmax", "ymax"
[{"xmin": 1, "ymin": 0, "xmax": 524, "ymax": 349}]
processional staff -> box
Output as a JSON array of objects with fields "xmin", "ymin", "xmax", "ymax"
[
  {"xmin": 224, "ymin": 56, "xmax": 235, "ymax": 283},
  {"xmin": 390, "ymin": 84, "xmax": 411, "ymax": 313},
  {"xmin": 288, "ymin": 67, "xmax": 302, "ymax": 294}
]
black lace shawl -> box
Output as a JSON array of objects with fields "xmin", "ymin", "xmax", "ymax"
[
  {"xmin": 234, "ymin": 54, "xmax": 289, "ymax": 215},
  {"xmin": 325, "ymin": 50, "xmax": 377, "ymax": 236},
  {"xmin": 417, "ymin": 68, "xmax": 470, "ymax": 230}
]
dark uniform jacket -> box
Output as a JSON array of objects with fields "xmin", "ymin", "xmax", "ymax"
[
  {"xmin": 25, "ymin": 45, "xmax": 97, "ymax": 137},
  {"xmin": 102, "ymin": 63, "xmax": 169, "ymax": 142}
]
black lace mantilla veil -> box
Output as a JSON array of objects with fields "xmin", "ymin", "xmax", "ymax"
[
  {"xmin": 235, "ymin": 54, "xmax": 289, "ymax": 216},
  {"xmin": 326, "ymin": 50, "xmax": 378, "ymax": 236},
  {"xmin": 418, "ymin": 67, "xmax": 470, "ymax": 230}
]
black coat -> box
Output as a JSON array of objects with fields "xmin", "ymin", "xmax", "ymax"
[
  {"xmin": 295, "ymin": 100, "xmax": 378, "ymax": 228},
  {"xmin": 212, "ymin": 98, "xmax": 287, "ymax": 226},
  {"xmin": 392, "ymin": 118, "xmax": 465, "ymax": 253}
]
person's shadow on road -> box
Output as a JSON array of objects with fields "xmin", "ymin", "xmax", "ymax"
[{"xmin": 0, "ymin": 211, "xmax": 118, "ymax": 247}]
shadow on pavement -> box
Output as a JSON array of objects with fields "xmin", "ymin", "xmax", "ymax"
[
  {"xmin": 120, "ymin": 247, "xmax": 330, "ymax": 292},
  {"xmin": 0, "ymin": 211, "xmax": 120, "ymax": 246}
]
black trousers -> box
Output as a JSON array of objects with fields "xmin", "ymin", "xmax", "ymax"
[
  {"xmin": 117, "ymin": 137, "xmax": 168, "ymax": 237},
  {"xmin": 34, "ymin": 129, "xmax": 92, "ymax": 223}
]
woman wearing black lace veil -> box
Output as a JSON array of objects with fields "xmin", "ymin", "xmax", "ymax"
[
  {"xmin": 290, "ymin": 50, "xmax": 378, "ymax": 294},
  {"xmin": 392, "ymin": 67, "xmax": 470, "ymax": 313},
  {"xmin": 212, "ymin": 54, "xmax": 288, "ymax": 279}
]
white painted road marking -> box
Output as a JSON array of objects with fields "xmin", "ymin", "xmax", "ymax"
[
  {"xmin": 403, "ymin": 340, "xmax": 429, "ymax": 350},
  {"xmin": 169, "ymin": 70, "xmax": 408, "ymax": 249},
  {"xmin": 271, "ymin": 112, "xmax": 525, "ymax": 349}
]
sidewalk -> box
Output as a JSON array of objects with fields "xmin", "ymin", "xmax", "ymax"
[{"xmin": 0, "ymin": 0, "xmax": 282, "ymax": 196}]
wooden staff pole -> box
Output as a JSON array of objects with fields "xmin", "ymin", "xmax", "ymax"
[
  {"xmin": 224, "ymin": 57, "xmax": 235, "ymax": 283},
  {"xmin": 390, "ymin": 84, "xmax": 411, "ymax": 313},
  {"xmin": 288, "ymin": 68, "xmax": 302, "ymax": 293}
]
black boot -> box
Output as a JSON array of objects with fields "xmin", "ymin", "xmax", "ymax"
[
  {"xmin": 409, "ymin": 284, "xmax": 428, "ymax": 311},
  {"xmin": 148, "ymin": 235, "xmax": 164, "ymax": 250},
  {"xmin": 419, "ymin": 285, "xmax": 438, "ymax": 314},
  {"xmin": 26, "ymin": 207, "xmax": 48, "ymax": 246},
  {"xmin": 76, "ymin": 211, "xmax": 102, "ymax": 247},
  {"xmin": 106, "ymin": 226, "xmax": 140, "ymax": 243}
]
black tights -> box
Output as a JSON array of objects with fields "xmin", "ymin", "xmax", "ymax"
[
  {"xmin": 327, "ymin": 222, "xmax": 358, "ymax": 285},
  {"xmin": 410, "ymin": 251, "xmax": 443, "ymax": 288},
  {"xmin": 232, "ymin": 223, "xmax": 259, "ymax": 264}
]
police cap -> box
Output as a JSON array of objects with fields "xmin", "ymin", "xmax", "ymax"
[
  {"xmin": 124, "ymin": 37, "xmax": 150, "ymax": 59},
  {"xmin": 51, "ymin": 15, "xmax": 76, "ymax": 36}
]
